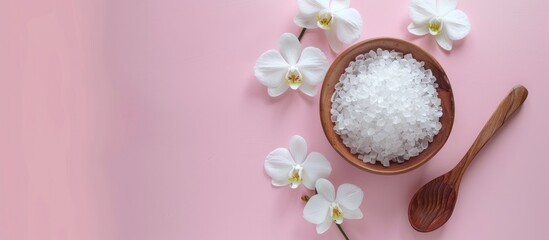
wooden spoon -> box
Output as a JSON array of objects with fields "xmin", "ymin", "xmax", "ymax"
[{"xmin": 408, "ymin": 85, "xmax": 528, "ymax": 232}]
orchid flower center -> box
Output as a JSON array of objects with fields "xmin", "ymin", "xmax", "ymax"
[
  {"xmin": 428, "ymin": 17, "xmax": 443, "ymax": 35},
  {"xmin": 285, "ymin": 66, "xmax": 303, "ymax": 90},
  {"xmin": 316, "ymin": 9, "xmax": 333, "ymax": 30},
  {"xmin": 288, "ymin": 165, "xmax": 303, "ymax": 188},
  {"xmin": 330, "ymin": 202, "xmax": 344, "ymax": 223}
]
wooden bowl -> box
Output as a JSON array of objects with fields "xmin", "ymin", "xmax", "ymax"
[{"xmin": 319, "ymin": 38, "xmax": 455, "ymax": 174}]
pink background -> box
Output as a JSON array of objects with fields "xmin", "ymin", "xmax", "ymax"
[{"xmin": 2, "ymin": 0, "xmax": 549, "ymax": 239}]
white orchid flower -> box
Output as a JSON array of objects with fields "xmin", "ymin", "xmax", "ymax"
[
  {"xmin": 303, "ymin": 178, "xmax": 363, "ymax": 234},
  {"xmin": 254, "ymin": 33, "xmax": 328, "ymax": 97},
  {"xmin": 264, "ymin": 135, "xmax": 332, "ymax": 189},
  {"xmin": 294, "ymin": 0, "xmax": 363, "ymax": 53},
  {"xmin": 407, "ymin": 0, "xmax": 471, "ymax": 51}
]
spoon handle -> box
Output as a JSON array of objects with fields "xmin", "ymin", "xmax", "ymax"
[{"xmin": 452, "ymin": 85, "xmax": 528, "ymax": 183}]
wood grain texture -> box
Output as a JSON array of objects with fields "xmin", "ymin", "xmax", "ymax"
[
  {"xmin": 319, "ymin": 38, "xmax": 455, "ymax": 174},
  {"xmin": 408, "ymin": 85, "xmax": 528, "ymax": 232}
]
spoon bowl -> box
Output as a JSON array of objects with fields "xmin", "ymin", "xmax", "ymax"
[
  {"xmin": 409, "ymin": 176, "xmax": 458, "ymax": 232},
  {"xmin": 408, "ymin": 85, "xmax": 528, "ymax": 232}
]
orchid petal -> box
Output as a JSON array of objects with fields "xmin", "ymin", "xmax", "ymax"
[
  {"xmin": 290, "ymin": 180, "xmax": 301, "ymax": 189},
  {"xmin": 294, "ymin": 13, "xmax": 319, "ymax": 29},
  {"xmin": 326, "ymin": 29, "xmax": 345, "ymax": 53},
  {"xmin": 267, "ymin": 84, "xmax": 290, "ymax": 97},
  {"xmin": 302, "ymin": 152, "xmax": 332, "ymax": 189},
  {"xmin": 435, "ymin": 30, "xmax": 453, "ymax": 50},
  {"xmin": 303, "ymin": 195, "xmax": 331, "ymax": 224},
  {"xmin": 332, "ymin": 8, "xmax": 362, "ymax": 44},
  {"xmin": 254, "ymin": 50, "xmax": 289, "ymax": 88},
  {"xmin": 409, "ymin": 0, "xmax": 437, "ymax": 24},
  {"xmin": 407, "ymin": 22, "xmax": 429, "ymax": 36},
  {"xmin": 316, "ymin": 214, "xmax": 333, "ymax": 234},
  {"xmin": 336, "ymin": 183, "xmax": 363, "ymax": 210},
  {"xmin": 294, "ymin": 0, "xmax": 329, "ymax": 28},
  {"xmin": 297, "ymin": 0, "xmax": 330, "ymax": 15},
  {"xmin": 341, "ymin": 205, "xmax": 363, "ymax": 219},
  {"xmin": 437, "ymin": 0, "xmax": 458, "ymax": 16},
  {"xmin": 296, "ymin": 47, "xmax": 328, "ymax": 86},
  {"xmin": 444, "ymin": 10, "xmax": 470, "ymax": 40},
  {"xmin": 315, "ymin": 178, "xmax": 335, "ymax": 202},
  {"xmin": 279, "ymin": 33, "xmax": 301, "ymax": 66},
  {"xmin": 264, "ymin": 148, "xmax": 295, "ymax": 186},
  {"xmin": 289, "ymin": 135, "xmax": 307, "ymax": 164},
  {"xmin": 330, "ymin": 0, "xmax": 350, "ymax": 11},
  {"xmin": 298, "ymin": 82, "xmax": 317, "ymax": 97}
]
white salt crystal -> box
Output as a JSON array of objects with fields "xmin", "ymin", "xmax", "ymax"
[{"xmin": 331, "ymin": 49, "xmax": 443, "ymax": 167}]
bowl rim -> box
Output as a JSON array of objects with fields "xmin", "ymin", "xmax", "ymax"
[{"xmin": 319, "ymin": 37, "xmax": 455, "ymax": 174}]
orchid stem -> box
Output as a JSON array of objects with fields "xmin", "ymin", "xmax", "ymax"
[
  {"xmin": 336, "ymin": 224, "xmax": 350, "ymax": 240},
  {"xmin": 298, "ymin": 28, "xmax": 306, "ymax": 41}
]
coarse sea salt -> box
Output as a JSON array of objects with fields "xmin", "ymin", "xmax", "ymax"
[{"xmin": 331, "ymin": 48, "xmax": 443, "ymax": 167}]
